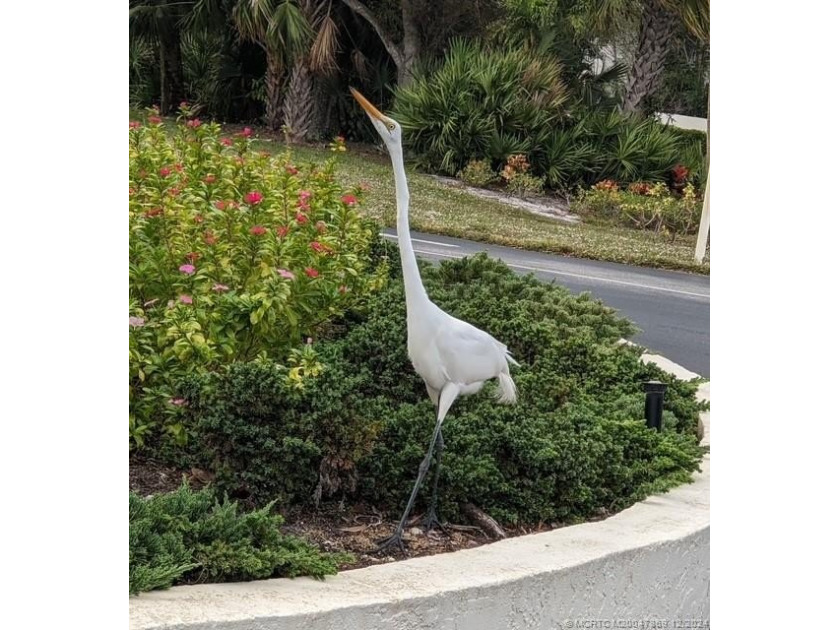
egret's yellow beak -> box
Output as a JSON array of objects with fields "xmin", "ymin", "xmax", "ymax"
[{"xmin": 350, "ymin": 88, "xmax": 387, "ymax": 122}]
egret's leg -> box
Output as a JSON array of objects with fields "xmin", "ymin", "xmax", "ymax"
[
  {"xmin": 422, "ymin": 429, "xmax": 445, "ymax": 532},
  {"xmin": 375, "ymin": 383, "xmax": 458, "ymax": 554}
]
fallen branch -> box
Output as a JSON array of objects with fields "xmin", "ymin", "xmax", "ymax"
[{"xmin": 460, "ymin": 502, "xmax": 506, "ymax": 540}]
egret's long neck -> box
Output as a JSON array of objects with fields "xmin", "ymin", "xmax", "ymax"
[{"xmin": 389, "ymin": 144, "xmax": 428, "ymax": 310}]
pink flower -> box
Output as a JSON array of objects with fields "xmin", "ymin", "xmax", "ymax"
[
  {"xmin": 144, "ymin": 208, "xmax": 162, "ymax": 218},
  {"xmin": 240, "ymin": 127, "xmax": 253, "ymax": 138},
  {"xmin": 212, "ymin": 283, "xmax": 229, "ymax": 292},
  {"xmin": 250, "ymin": 225, "xmax": 267, "ymax": 236},
  {"xmin": 296, "ymin": 213, "xmax": 308, "ymax": 225},
  {"xmin": 179, "ymin": 264, "xmax": 196, "ymax": 275},
  {"xmin": 185, "ymin": 252, "xmax": 200, "ymax": 263},
  {"xmin": 277, "ymin": 268, "xmax": 295, "ymax": 280},
  {"xmin": 299, "ymin": 190, "xmax": 312, "ymax": 202},
  {"xmin": 285, "ymin": 165, "xmax": 299, "ymax": 175},
  {"xmin": 129, "ymin": 316, "xmax": 145, "ymax": 328},
  {"xmin": 310, "ymin": 241, "xmax": 332, "ymax": 254},
  {"xmin": 129, "ymin": 121, "xmax": 141, "ymax": 129},
  {"xmin": 340, "ymin": 194, "xmax": 357, "ymax": 206},
  {"xmin": 305, "ymin": 267, "xmax": 319, "ymax": 278},
  {"xmin": 179, "ymin": 295, "xmax": 193, "ymax": 304},
  {"xmin": 276, "ymin": 225, "xmax": 289, "ymax": 238},
  {"xmin": 174, "ymin": 163, "xmax": 184, "ymax": 173},
  {"xmin": 220, "ymin": 137, "xmax": 232, "ymax": 146},
  {"xmin": 245, "ymin": 191, "xmax": 263, "ymax": 205},
  {"xmin": 180, "ymin": 101, "xmax": 190, "ymax": 109},
  {"xmin": 169, "ymin": 398, "xmax": 186, "ymax": 406},
  {"xmin": 297, "ymin": 200, "xmax": 310, "ymax": 212},
  {"xmin": 159, "ymin": 167, "xmax": 172, "ymax": 177},
  {"xmin": 214, "ymin": 200, "xmax": 227, "ymax": 211},
  {"xmin": 204, "ymin": 174, "xmax": 216, "ymax": 184},
  {"xmin": 193, "ymin": 214, "xmax": 204, "ymax": 224},
  {"xmin": 204, "ymin": 231, "xmax": 217, "ymax": 245},
  {"xmin": 168, "ymin": 187, "xmax": 181, "ymax": 197},
  {"xmin": 148, "ymin": 115, "xmax": 162, "ymax": 124},
  {"xmin": 316, "ymin": 220, "xmax": 327, "ymax": 234},
  {"xmin": 186, "ymin": 118, "xmax": 201, "ymax": 128}
]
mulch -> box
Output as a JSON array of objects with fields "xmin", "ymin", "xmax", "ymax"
[{"xmin": 129, "ymin": 456, "xmax": 607, "ymax": 570}]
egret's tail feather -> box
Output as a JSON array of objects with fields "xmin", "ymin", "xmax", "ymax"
[{"xmin": 497, "ymin": 371, "xmax": 518, "ymax": 404}]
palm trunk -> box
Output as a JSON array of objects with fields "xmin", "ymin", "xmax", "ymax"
[
  {"xmin": 623, "ymin": 0, "xmax": 678, "ymax": 113},
  {"xmin": 157, "ymin": 19, "xmax": 184, "ymax": 114},
  {"xmin": 265, "ymin": 54, "xmax": 285, "ymax": 130},
  {"xmin": 282, "ymin": 59, "xmax": 315, "ymax": 142}
]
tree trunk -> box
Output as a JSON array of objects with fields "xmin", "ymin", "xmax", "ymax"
[
  {"xmin": 265, "ymin": 54, "xmax": 285, "ymax": 130},
  {"xmin": 340, "ymin": 0, "xmax": 422, "ymax": 87},
  {"xmin": 282, "ymin": 59, "xmax": 315, "ymax": 142},
  {"xmin": 623, "ymin": 0, "xmax": 678, "ymax": 113},
  {"xmin": 398, "ymin": 0, "xmax": 421, "ymax": 86},
  {"xmin": 157, "ymin": 19, "xmax": 184, "ymax": 114}
]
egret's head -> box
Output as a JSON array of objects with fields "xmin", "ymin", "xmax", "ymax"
[{"xmin": 350, "ymin": 88, "xmax": 402, "ymax": 150}]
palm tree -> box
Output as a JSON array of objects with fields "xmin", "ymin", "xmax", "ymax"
[
  {"xmin": 232, "ymin": 0, "xmax": 313, "ymax": 129},
  {"xmin": 582, "ymin": 0, "xmax": 709, "ymax": 113},
  {"xmin": 281, "ymin": 0, "xmax": 339, "ymax": 142},
  {"xmin": 129, "ymin": 0, "xmax": 192, "ymax": 113}
]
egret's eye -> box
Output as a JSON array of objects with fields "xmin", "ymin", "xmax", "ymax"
[{"xmin": 387, "ymin": 123, "xmax": 395, "ymax": 131}]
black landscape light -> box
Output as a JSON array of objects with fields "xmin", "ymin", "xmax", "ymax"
[{"xmin": 644, "ymin": 381, "xmax": 667, "ymax": 431}]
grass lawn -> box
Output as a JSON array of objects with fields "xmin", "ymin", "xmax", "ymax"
[{"xmin": 263, "ymin": 141, "xmax": 709, "ymax": 274}]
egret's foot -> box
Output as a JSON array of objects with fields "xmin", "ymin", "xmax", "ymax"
[
  {"xmin": 422, "ymin": 509, "xmax": 446, "ymax": 533},
  {"xmin": 374, "ymin": 529, "xmax": 408, "ymax": 554}
]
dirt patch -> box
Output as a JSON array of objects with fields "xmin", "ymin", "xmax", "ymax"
[
  {"xmin": 429, "ymin": 175, "xmax": 582, "ymax": 224},
  {"xmin": 129, "ymin": 455, "xmax": 192, "ymax": 496},
  {"xmin": 128, "ymin": 457, "xmax": 516, "ymax": 566},
  {"xmin": 129, "ymin": 458, "xmax": 609, "ymax": 570}
]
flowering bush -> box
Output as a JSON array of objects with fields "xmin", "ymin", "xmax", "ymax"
[
  {"xmin": 129, "ymin": 108, "xmax": 387, "ymax": 446},
  {"xmin": 500, "ymin": 154, "xmax": 545, "ymax": 197},
  {"xmin": 457, "ymin": 159, "xmax": 497, "ymax": 187},
  {"xmin": 572, "ymin": 181, "xmax": 703, "ymax": 238}
]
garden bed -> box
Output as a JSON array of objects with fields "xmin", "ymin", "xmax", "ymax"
[
  {"xmin": 130, "ymin": 455, "xmax": 625, "ymax": 572},
  {"xmin": 130, "ymin": 361, "xmax": 710, "ymax": 630},
  {"xmin": 129, "ymin": 113, "xmax": 707, "ymax": 599}
]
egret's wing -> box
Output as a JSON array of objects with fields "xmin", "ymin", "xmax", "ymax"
[{"xmin": 436, "ymin": 318, "xmax": 506, "ymax": 384}]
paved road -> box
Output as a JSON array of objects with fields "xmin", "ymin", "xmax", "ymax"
[{"xmin": 382, "ymin": 229, "xmax": 710, "ymax": 378}]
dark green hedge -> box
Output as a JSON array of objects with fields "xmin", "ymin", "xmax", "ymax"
[{"xmin": 172, "ymin": 247, "xmax": 705, "ymax": 526}]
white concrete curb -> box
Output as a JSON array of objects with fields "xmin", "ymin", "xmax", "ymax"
[{"xmin": 130, "ymin": 352, "xmax": 710, "ymax": 630}]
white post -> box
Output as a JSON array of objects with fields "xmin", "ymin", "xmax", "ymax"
[{"xmin": 694, "ymin": 169, "xmax": 710, "ymax": 264}]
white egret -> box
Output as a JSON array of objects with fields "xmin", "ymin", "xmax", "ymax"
[{"xmin": 350, "ymin": 88, "xmax": 519, "ymax": 553}]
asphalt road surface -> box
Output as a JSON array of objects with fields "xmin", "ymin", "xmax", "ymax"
[{"xmin": 382, "ymin": 229, "xmax": 710, "ymax": 378}]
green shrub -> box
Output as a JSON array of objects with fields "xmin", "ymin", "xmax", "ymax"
[
  {"xmin": 129, "ymin": 109, "xmax": 388, "ymax": 446},
  {"xmin": 458, "ymin": 159, "xmax": 498, "ymax": 187},
  {"xmin": 669, "ymin": 127, "xmax": 708, "ymax": 189},
  {"xmin": 129, "ymin": 484, "xmax": 349, "ymax": 595},
  {"xmin": 176, "ymin": 251, "xmax": 705, "ymax": 525},
  {"xmin": 506, "ymin": 172, "xmax": 545, "ymax": 196},
  {"xmin": 391, "ymin": 42, "xmax": 695, "ymax": 191},
  {"xmin": 572, "ymin": 182, "xmax": 703, "ymax": 237},
  {"xmin": 180, "ymin": 357, "xmax": 390, "ymax": 506},
  {"xmin": 392, "ymin": 39, "xmax": 569, "ymax": 177}
]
